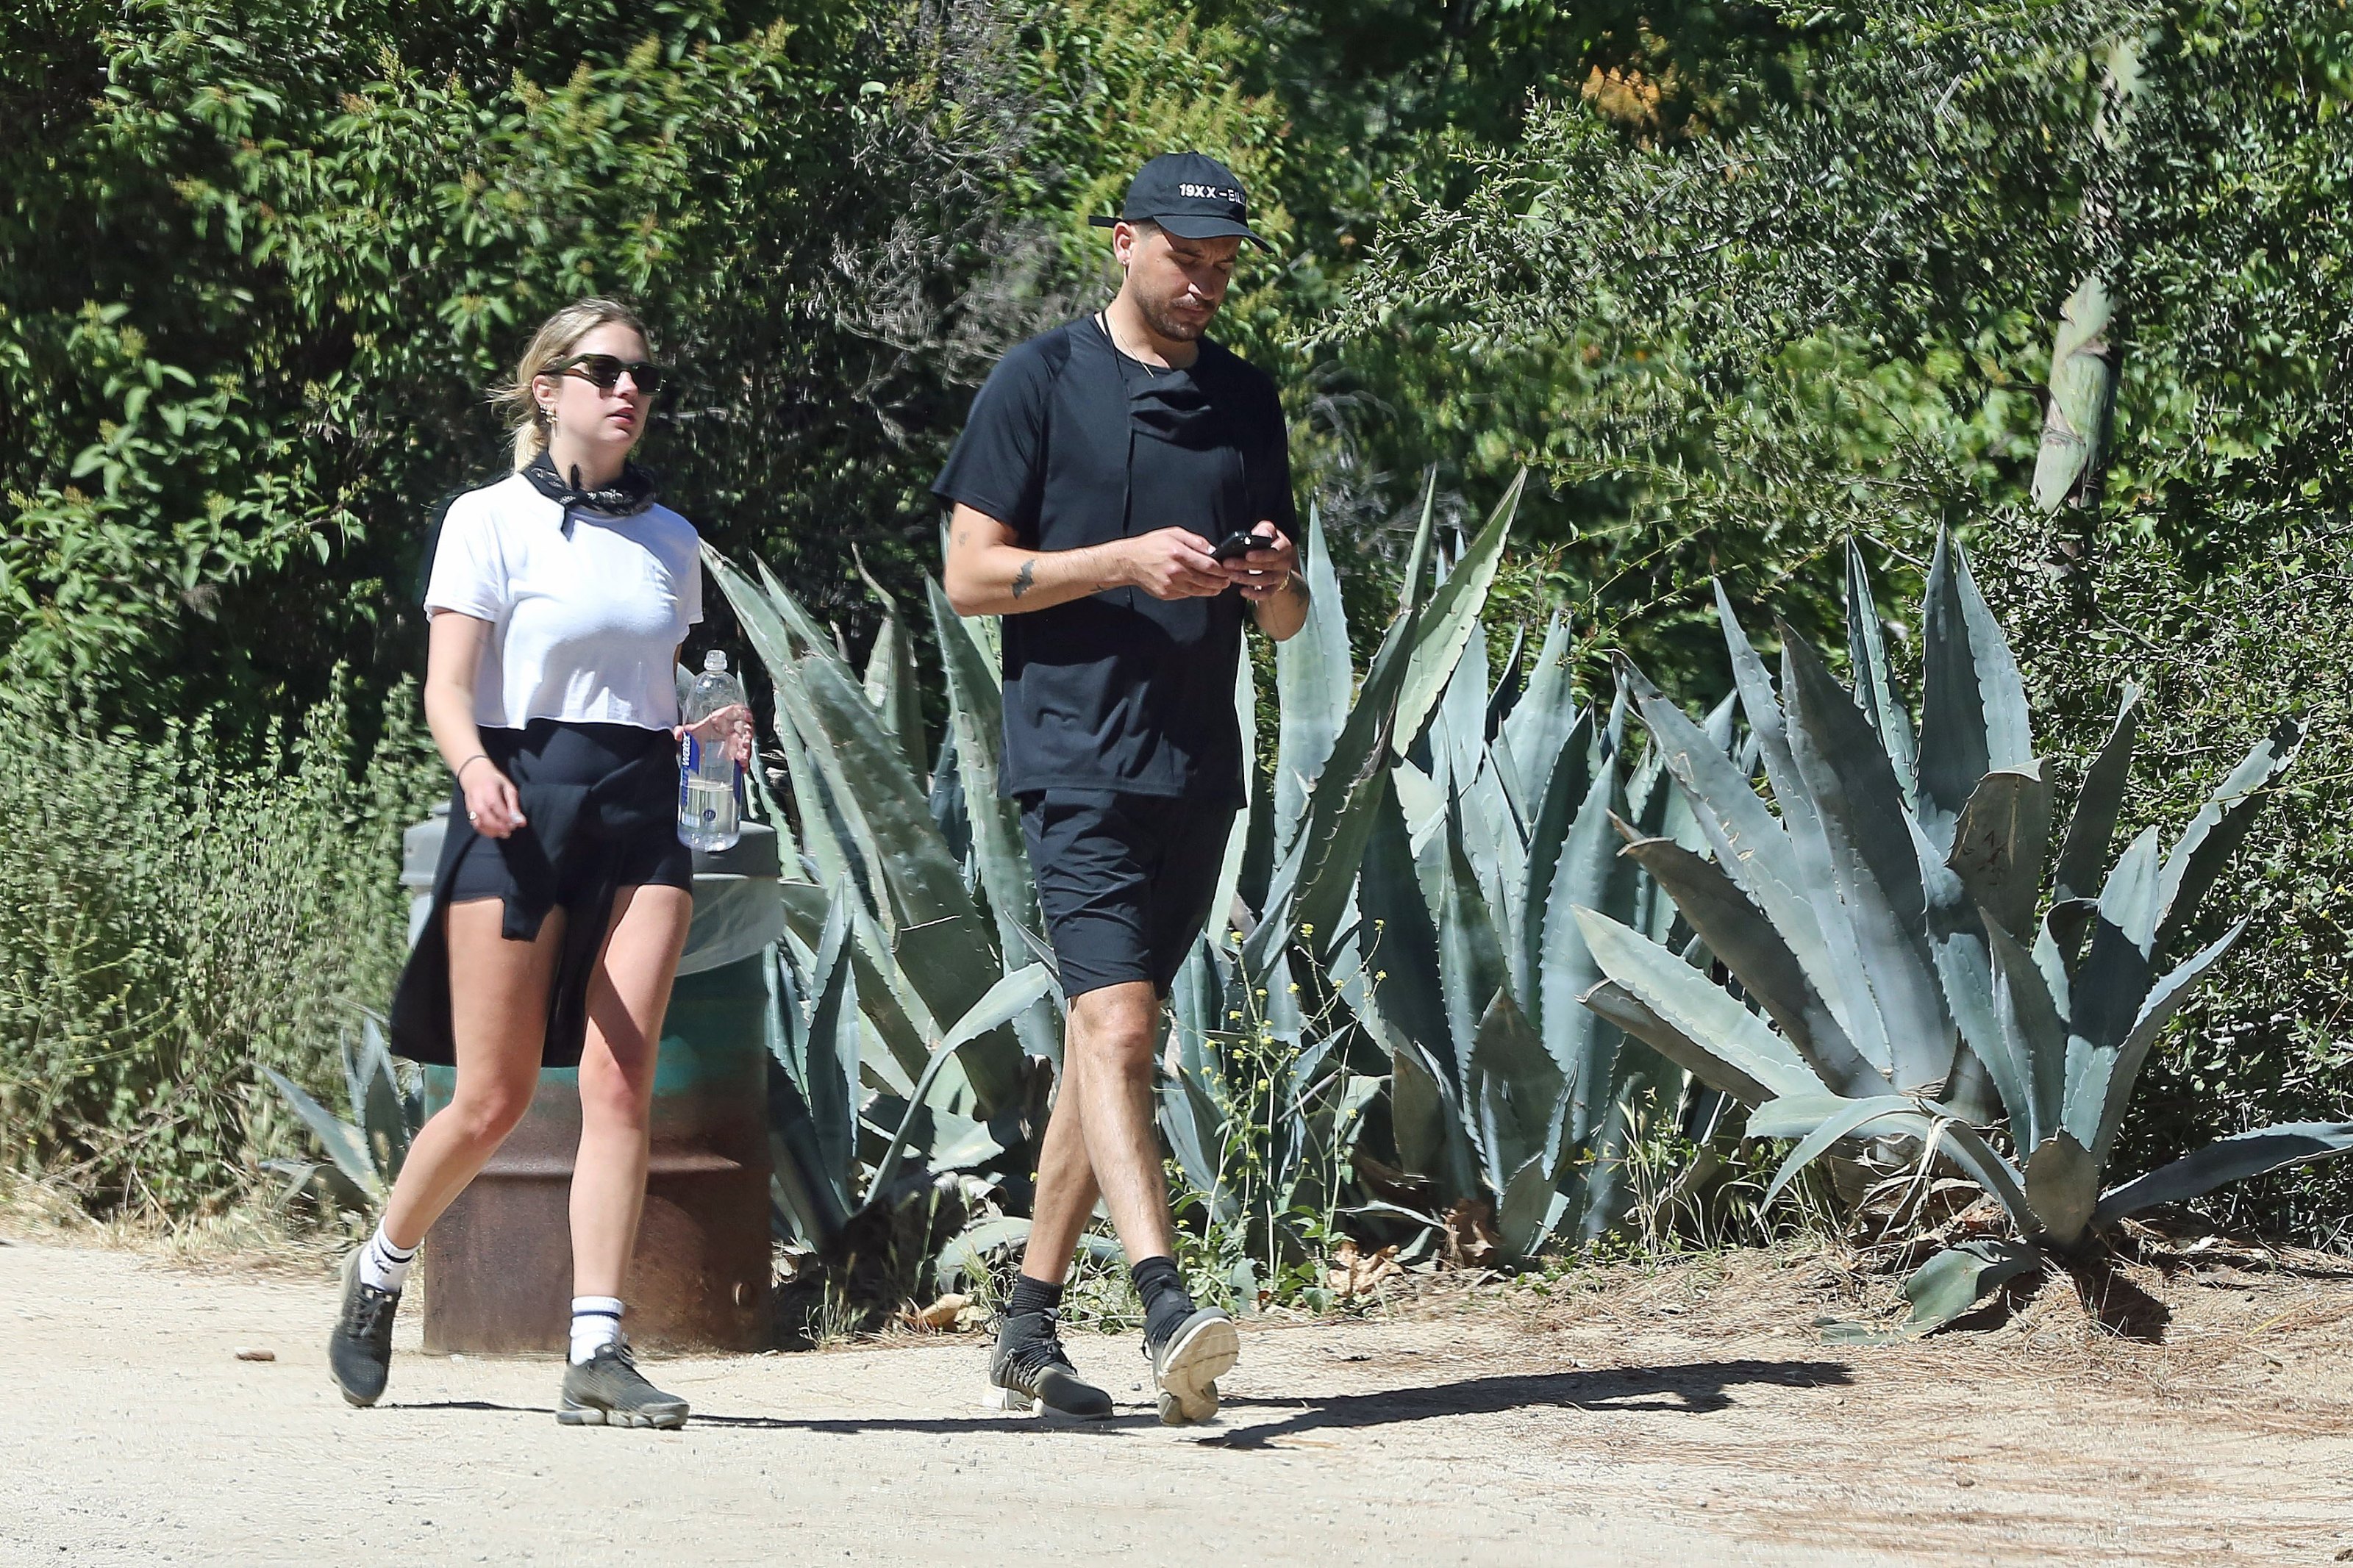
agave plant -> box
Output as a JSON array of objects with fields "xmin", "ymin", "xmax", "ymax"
[
  {"xmin": 1574, "ymin": 529, "xmax": 2352, "ymax": 1331},
  {"xmin": 1343, "ymin": 616, "xmax": 1715, "ymax": 1257},
  {"xmin": 706, "ymin": 545, "xmax": 1061, "ymax": 1253},
  {"xmin": 1578, "ymin": 534, "xmax": 2045, "ymax": 1125},
  {"xmin": 763, "ymin": 878, "xmax": 1057, "ymax": 1250},
  {"xmin": 263, "ymin": 1011, "xmax": 421, "ymax": 1209},
  {"xmin": 1154, "ymin": 471, "xmax": 1699, "ymax": 1261},
  {"xmin": 1145, "ymin": 482, "xmax": 1530, "ymax": 1279}
]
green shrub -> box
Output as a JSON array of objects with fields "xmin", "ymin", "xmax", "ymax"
[{"xmin": 0, "ymin": 677, "xmax": 436, "ymax": 1215}]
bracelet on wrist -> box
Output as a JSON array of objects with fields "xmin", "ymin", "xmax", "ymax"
[{"xmin": 455, "ymin": 753, "xmax": 490, "ymax": 781}]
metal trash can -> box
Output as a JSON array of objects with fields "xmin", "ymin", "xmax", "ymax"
[{"xmin": 401, "ymin": 807, "xmax": 784, "ymax": 1353}]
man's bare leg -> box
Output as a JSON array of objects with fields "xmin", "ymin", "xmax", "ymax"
[
  {"xmin": 1065, "ymin": 981, "xmax": 1176, "ymax": 1260},
  {"xmin": 1019, "ymin": 1038, "xmax": 1103, "ymax": 1289},
  {"xmin": 1065, "ymin": 979, "xmax": 1235, "ymax": 1424},
  {"xmin": 985, "ymin": 1001, "xmax": 1116, "ymax": 1417}
]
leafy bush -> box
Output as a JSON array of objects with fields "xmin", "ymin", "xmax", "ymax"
[{"xmin": 0, "ymin": 679, "xmax": 436, "ymax": 1214}]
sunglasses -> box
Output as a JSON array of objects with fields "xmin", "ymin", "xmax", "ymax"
[{"xmin": 548, "ymin": 352, "xmax": 666, "ymax": 396}]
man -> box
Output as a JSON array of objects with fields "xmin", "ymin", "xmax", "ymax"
[{"xmin": 938, "ymin": 151, "xmax": 1308, "ymax": 1425}]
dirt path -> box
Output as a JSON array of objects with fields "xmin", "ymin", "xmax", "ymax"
[{"xmin": 6, "ymin": 1236, "xmax": 2350, "ymax": 1567}]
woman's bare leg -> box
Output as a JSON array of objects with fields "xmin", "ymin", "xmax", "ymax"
[
  {"xmin": 568, "ymin": 884, "xmax": 693, "ymax": 1299},
  {"xmin": 378, "ymin": 899, "xmax": 564, "ymax": 1250}
]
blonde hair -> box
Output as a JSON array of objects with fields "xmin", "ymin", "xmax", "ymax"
[{"xmin": 490, "ymin": 298, "xmax": 652, "ymax": 471}]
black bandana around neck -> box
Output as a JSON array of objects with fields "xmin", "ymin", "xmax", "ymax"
[{"xmin": 522, "ymin": 450, "xmax": 659, "ymax": 524}]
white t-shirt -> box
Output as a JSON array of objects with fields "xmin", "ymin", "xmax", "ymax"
[{"xmin": 424, "ymin": 472, "xmax": 704, "ymax": 730}]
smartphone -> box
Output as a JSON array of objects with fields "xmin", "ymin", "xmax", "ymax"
[{"xmin": 1209, "ymin": 529, "xmax": 1268, "ymax": 563}]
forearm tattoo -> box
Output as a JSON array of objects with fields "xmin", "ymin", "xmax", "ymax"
[{"xmin": 1011, "ymin": 559, "xmax": 1037, "ymax": 600}]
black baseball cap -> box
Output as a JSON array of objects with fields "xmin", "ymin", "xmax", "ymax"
[{"xmin": 1089, "ymin": 151, "xmax": 1273, "ymax": 251}]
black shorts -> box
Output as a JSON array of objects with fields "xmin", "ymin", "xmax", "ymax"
[
  {"xmin": 1019, "ymin": 790, "xmax": 1237, "ymax": 1000},
  {"xmin": 445, "ymin": 720, "xmax": 693, "ymax": 918}
]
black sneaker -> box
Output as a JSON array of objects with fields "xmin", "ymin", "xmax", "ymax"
[
  {"xmin": 558, "ymin": 1341, "xmax": 690, "ymax": 1430},
  {"xmin": 1148, "ymin": 1306, "xmax": 1238, "ymax": 1426},
  {"xmin": 329, "ymin": 1247, "xmax": 399, "ymax": 1408},
  {"xmin": 984, "ymin": 1309, "xmax": 1114, "ymax": 1420}
]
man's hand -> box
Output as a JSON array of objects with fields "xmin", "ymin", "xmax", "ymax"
[
  {"xmin": 1222, "ymin": 523, "xmax": 1297, "ymax": 603},
  {"xmin": 1124, "ymin": 527, "xmax": 1230, "ymax": 601}
]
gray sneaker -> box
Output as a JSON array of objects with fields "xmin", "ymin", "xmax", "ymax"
[
  {"xmin": 1148, "ymin": 1306, "xmax": 1239, "ymax": 1425},
  {"xmin": 328, "ymin": 1247, "xmax": 399, "ymax": 1408},
  {"xmin": 557, "ymin": 1341, "xmax": 689, "ymax": 1430},
  {"xmin": 984, "ymin": 1310, "xmax": 1114, "ymax": 1420}
]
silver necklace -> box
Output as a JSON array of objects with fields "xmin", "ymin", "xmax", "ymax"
[{"xmin": 1099, "ymin": 312, "xmax": 1171, "ymax": 376}]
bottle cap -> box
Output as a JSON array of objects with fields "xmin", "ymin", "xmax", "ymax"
[{"xmin": 703, "ymin": 649, "xmax": 728, "ymax": 673}]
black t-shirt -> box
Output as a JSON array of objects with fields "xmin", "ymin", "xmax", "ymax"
[{"xmin": 932, "ymin": 316, "xmax": 1296, "ymax": 804}]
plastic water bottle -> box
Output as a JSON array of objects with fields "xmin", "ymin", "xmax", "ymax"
[{"xmin": 678, "ymin": 649, "xmax": 746, "ymax": 853}]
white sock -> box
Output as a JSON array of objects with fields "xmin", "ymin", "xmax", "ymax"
[
  {"xmin": 358, "ymin": 1225, "xmax": 417, "ymax": 1294},
  {"xmin": 569, "ymin": 1297, "xmax": 625, "ymax": 1364}
]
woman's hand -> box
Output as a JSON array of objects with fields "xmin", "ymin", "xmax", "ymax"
[
  {"xmin": 461, "ymin": 761, "xmax": 527, "ymax": 840},
  {"xmin": 678, "ymin": 703, "xmax": 754, "ymax": 767}
]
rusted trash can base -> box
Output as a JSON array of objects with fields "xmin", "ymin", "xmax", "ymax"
[
  {"xmin": 417, "ymin": 941, "xmax": 778, "ymax": 1356},
  {"xmin": 421, "ymin": 1154, "xmax": 771, "ymax": 1356}
]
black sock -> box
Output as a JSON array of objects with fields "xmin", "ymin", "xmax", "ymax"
[
  {"xmin": 1130, "ymin": 1255, "xmax": 1193, "ymax": 1345},
  {"xmin": 1007, "ymin": 1274, "xmax": 1064, "ymax": 1321}
]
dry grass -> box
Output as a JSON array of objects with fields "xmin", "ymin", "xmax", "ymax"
[{"xmin": 0, "ymin": 1168, "xmax": 354, "ymax": 1279}]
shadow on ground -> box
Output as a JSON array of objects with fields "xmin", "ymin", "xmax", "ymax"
[
  {"xmin": 1203, "ymin": 1360, "xmax": 1852, "ymax": 1447},
  {"xmin": 679, "ymin": 1358, "xmax": 1853, "ymax": 1442}
]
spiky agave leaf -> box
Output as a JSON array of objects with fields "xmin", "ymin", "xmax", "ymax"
[
  {"xmin": 2063, "ymin": 920, "xmax": 2248, "ymax": 1169},
  {"xmin": 1572, "ymin": 906, "xmax": 1820, "ymax": 1106},
  {"xmin": 1821, "ymin": 1237, "xmax": 2043, "ymax": 1344},
  {"xmin": 1914, "ymin": 529, "xmax": 2033, "ymax": 857},
  {"xmin": 1534, "ymin": 742, "xmax": 1635, "ymax": 1094},
  {"xmin": 865, "ymin": 964, "xmax": 1056, "ymax": 1200},
  {"xmin": 1163, "ymin": 939, "xmax": 1243, "ymax": 1225},
  {"xmin": 1708, "ymin": 592, "xmax": 1895, "ymax": 1076},
  {"xmin": 1779, "ymin": 621, "xmax": 1958, "ymax": 1097},
  {"xmin": 1204, "ymin": 646, "xmax": 1258, "ymax": 956},
  {"xmin": 1245, "ymin": 585, "xmax": 1427, "ymax": 977},
  {"xmin": 1392, "ymin": 468, "xmax": 1525, "ymax": 755},
  {"xmin": 2052, "ymin": 682, "xmax": 2143, "ymax": 906},
  {"xmin": 766, "ymin": 892, "xmax": 858, "ymax": 1247},
  {"xmin": 348, "ymin": 1014, "xmax": 416, "ymax": 1185},
  {"xmin": 2091, "ymin": 1123, "xmax": 2353, "ymax": 1228},
  {"xmin": 261, "ymin": 1067, "xmax": 379, "ymax": 1199},
  {"xmin": 1518, "ymin": 705, "xmax": 1597, "ymax": 1007},
  {"xmin": 1272, "ymin": 509, "xmax": 1353, "ymax": 862},
  {"xmin": 1358, "ymin": 776, "xmax": 1453, "ymax": 1084},
  {"xmin": 1845, "ymin": 537, "xmax": 1918, "ymax": 810},
  {"xmin": 852, "ymin": 549, "xmax": 928, "ymax": 779},
  {"xmin": 1499, "ymin": 615, "xmax": 1582, "ymax": 818},
  {"xmin": 925, "ymin": 581, "xmax": 1037, "ymax": 947},
  {"xmin": 1614, "ymin": 832, "xmax": 1877, "ymax": 1098},
  {"xmin": 2152, "ymin": 715, "xmax": 2302, "ymax": 956}
]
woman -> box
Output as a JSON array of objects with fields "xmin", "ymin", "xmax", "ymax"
[{"xmin": 330, "ymin": 298, "xmax": 749, "ymax": 1429}]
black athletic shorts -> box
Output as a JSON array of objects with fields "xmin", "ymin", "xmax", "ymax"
[
  {"xmin": 445, "ymin": 720, "xmax": 693, "ymax": 914},
  {"xmin": 1019, "ymin": 790, "xmax": 1238, "ymax": 1000}
]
